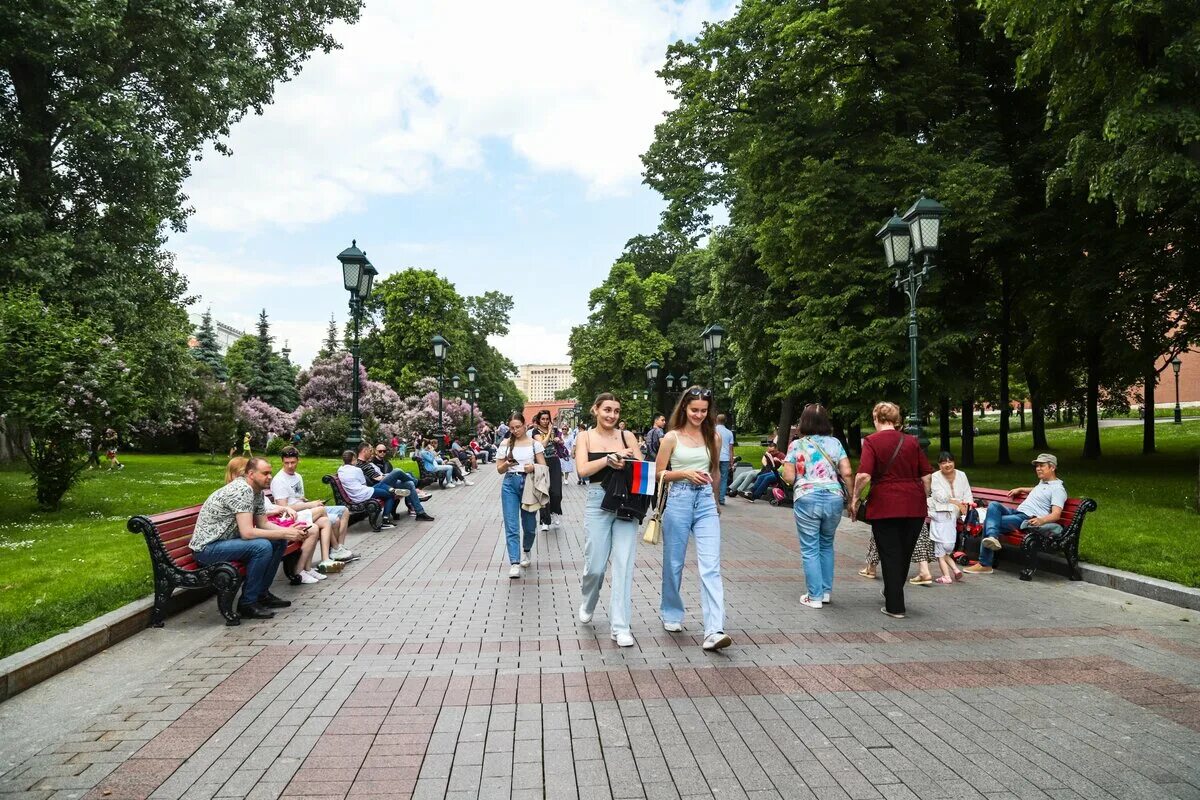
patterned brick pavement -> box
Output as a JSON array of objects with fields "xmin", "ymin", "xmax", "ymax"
[{"xmin": 2, "ymin": 470, "xmax": 1199, "ymax": 800}]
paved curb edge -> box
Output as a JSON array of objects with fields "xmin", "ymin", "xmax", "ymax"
[
  {"xmin": 0, "ymin": 589, "xmax": 210, "ymax": 703},
  {"xmin": 1077, "ymin": 562, "xmax": 1200, "ymax": 612}
]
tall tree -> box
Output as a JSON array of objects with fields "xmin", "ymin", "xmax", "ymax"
[
  {"xmin": 192, "ymin": 309, "xmax": 227, "ymax": 381},
  {"xmin": 245, "ymin": 309, "xmax": 298, "ymax": 411},
  {"xmin": 319, "ymin": 314, "xmax": 341, "ymax": 358}
]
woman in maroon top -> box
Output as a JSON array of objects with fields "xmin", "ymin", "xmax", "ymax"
[{"xmin": 851, "ymin": 402, "xmax": 932, "ymax": 618}]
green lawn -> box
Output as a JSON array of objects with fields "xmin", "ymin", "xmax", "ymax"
[
  {"xmin": 0, "ymin": 454, "xmax": 418, "ymax": 659},
  {"xmin": 736, "ymin": 421, "xmax": 1200, "ymax": 587}
]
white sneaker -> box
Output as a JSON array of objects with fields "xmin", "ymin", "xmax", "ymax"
[
  {"xmin": 981, "ymin": 536, "xmax": 1002, "ymax": 551},
  {"xmin": 447, "ymin": 482, "xmax": 458, "ymax": 489},
  {"xmin": 299, "ymin": 571, "xmax": 319, "ymax": 584},
  {"xmin": 662, "ymin": 621, "xmax": 683, "ymax": 632},
  {"xmin": 331, "ymin": 546, "xmax": 354, "ymax": 561},
  {"xmin": 520, "ymin": 553, "xmax": 531, "ymax": 567},
  {"xmin": 509, "ymin": 564, "xmax": 521, "ymax": 579},
  {"xmin": 391, "ymin": 488, "xmax": 411, "ymax": 497},
  {"xmin": 578, "ymin": 604, "xmax": 592, "ymax": 624},
  {"xmin": 464, "ymin": 479, "xmax": 474, "ymax": 486},
  {"xmin": 822, "ymin": 592, "xmax": 832, "ymax": 604},
  {"xmin": 309, "ymin": 569, "xmax": 328, "ymax": 581},
  {"xmin": 539, "ymin": 523, "xmax": 549, "ymax": 532},
  {"xmin": 702, "ymin": 633, "xmax": 732, "ymax": 651},
  {"xmin": 379, "ymin": 521, "xmax": 395, "ymax": 529},
  {"xmin": 799, "ymin": 594, "xmax": 823, "ymax": 609},
  {"xmin": 611, "ymin": 631, "xmax": 635, "ymax": 647}
]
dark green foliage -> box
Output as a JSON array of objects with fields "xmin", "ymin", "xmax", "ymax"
[
  {"xmin": 192, "ymin": 310, "xmax": 227, "ymax": 380},
  {"xmin": 196, "ymin": 376, "xmax": 239, "ymax": 458}
]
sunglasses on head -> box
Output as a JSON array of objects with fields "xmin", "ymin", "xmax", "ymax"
[{"xmin": 686, "ymin": 387, "xmax": 714, "ymax": 399}]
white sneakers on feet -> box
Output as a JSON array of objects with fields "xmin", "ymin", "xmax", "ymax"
[
  {"xmin": 578, "ymin": 604, "xmax": 592, "ymax": 624},
  {"xmin": 539, "ymin": 523, "xmax": 550, "ymax": 532},
  {"xmin": 520, "ymin": 553, "xmax": 531, "ymax": 567},
  {"xmin": 464, "ymin": 479, "xmax": 474, "ymax": 486},
  {"xmin": 611, "ymin": 631, "xmax": 635, "ymax": 647},
  {"xmin": 307, "ymin": 569, "xmax": 328, "ymax": 581},
  {"xmin": 299, "ymin": 571, "xmax": 320, "ymax": 584},
  {"xmin": 799, "ymin": 594, "xmax": 823, "ymax": 609},
  {"xmin": 662, "ymin": 621, "xmax": 683, "ymax": 632},
  {"xmin": 508, "ymin": 564, "xmax": 521, "ymax": 578},
  {"xmin": 702, "ymin": 633, "xmax": 733, "ymax": 651},
  {"xmin": 822, "ymin": 592, "xmax": 832, "ymax": 604},
  {"xmin": 330, "ymin": 546, "xmax": 354, "ymax": 561}
]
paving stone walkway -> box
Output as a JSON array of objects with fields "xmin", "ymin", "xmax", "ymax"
[{"xmin": 2, "ymin": 469, "xmax": 1200, "ymax": 800}]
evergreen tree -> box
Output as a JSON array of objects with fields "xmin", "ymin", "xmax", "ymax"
[
  {"xmin": 192, "ymin": 309, "xmax": 227, "ymax": 380},
  {"xmin": 245, "ymin": 309, "xmax": 299, "ymax": 411},
  {"xmin": 319, "ymin": 314, "xmax": 341, "ymax": 358}
]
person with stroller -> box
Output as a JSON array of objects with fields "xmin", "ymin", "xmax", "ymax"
[{"xmin": 927, "ymin": 451, "xmax": 971, "ymax": 584}]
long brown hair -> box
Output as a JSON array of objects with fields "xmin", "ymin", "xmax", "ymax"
[{"xmin": 666, "ymin": 386, "xmax": 718, "ymax": 473}]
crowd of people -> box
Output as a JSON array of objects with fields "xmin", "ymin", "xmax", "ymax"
[{"xmin": 187, "ymin": 394, "xmax": 1067, "ymax": 637}]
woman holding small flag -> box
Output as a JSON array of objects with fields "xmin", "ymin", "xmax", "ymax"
[
  {"xmin": 575, "ymin": 392, "xmax": 642, "ymax": 647},
  {"xmin": 654, "ymin": 386, "xmax": 731, "ymax": 651}
]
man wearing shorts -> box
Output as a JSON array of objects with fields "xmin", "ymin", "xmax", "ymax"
[{"xmin": 271, "ymin": 447, "xmax": 354, "ymax": 563}]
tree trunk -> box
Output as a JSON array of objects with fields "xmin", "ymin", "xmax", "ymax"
[
  {"xmin": 1018, "ymin": 400, "xmax": 1025, "ymax": 431},
  {"xmin": 1142, "ymin": 363, "xmax": 1156, "ymax": 455},
  {"xmin": 1083, "ymin": 335, "xmax": 1102, "ymax": 459},
  {"xmin": 998, "ymin": 264, "xmax": 1012, "ymax": 464},
  {"xmin": 775, "ymin": 396, "xmax": 796, "ymax": 452},
  {"xmin": 848, "ymin": 422, "xmax": 862, "ymax": 456},
  {"xmin": 960, "ymin": 392, "xmax": 976, "ymax": 467},
  {"xmin": 938, "ymin": 396, "xmax": 951, "ymax": 453},
  {"xmin": 1028, "ymin": 370, "xmax": 1049, "ymax": 450}
]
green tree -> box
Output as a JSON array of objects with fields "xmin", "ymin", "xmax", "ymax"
[
  {"xmin": 244, "ymin": 309, "xmax": 298, "ymax": 411},
  {"xmin": 196, "ymin": 370, "xmax": 240, "ymax": 459},
  {"xmin": 192, "ymin": 309, "xmax": 227, "ymax": 380},
  {"xmin": 319, "ymin": 314, "xmax": 342, "ymax": 358},
  {"xmin": 224, "ymin": 335, "xmax": 256, "ymax": 391},
  {"xmin": 568, "ymin": 262, "xmax": 674, "ymax": 407}
]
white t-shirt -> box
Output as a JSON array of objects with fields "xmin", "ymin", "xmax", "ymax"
[
  {"xmin": 336, "ymin": 464, "xmax": 373, "ymax": 504},
  {"xmin": 270, "ymin": 471, "xmax": 306, "ymax": 506},
  {"xmin": 497, "ymin": 439, "xmax": 545, "ymax": 467}
]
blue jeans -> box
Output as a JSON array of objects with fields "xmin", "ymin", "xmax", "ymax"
[
  {"xmin": 581, "ymin": 484, "xmax": 638, "ymax": 635},
  {"xmin": 751, "ymin": 471, "xmax": 779, "ymax": 499},
  {"xmin": 501, "ymin": 473, "xmax": 537, "ymax": 563},
  {"xmin": 980, "ymin": 502, "xmax": 1028, "ymax": 566},
  {"xmin": 433, "ymin": 464, "xmax": 455, "ymax": 485},
  {"xmin": 195, "ymin": 537, "xmax": 286, "ymax": 605},
  {"xmin": 718, "ymin": 461, "xmax": 730, "ymax": 505},
  {"xmin": 661, "ymin": 483, "xmax": 725, "ymax": 635},
  {"xmin": 369, "ymin": 484, "xmax": 397, "ymax": 517},
  {"xmin": 793, "ymin": 491, "xmax": 843, "ymax": 599},
  {"xmin": 379, "ymin": 470, "xmax": 425, "ymax": 514}
]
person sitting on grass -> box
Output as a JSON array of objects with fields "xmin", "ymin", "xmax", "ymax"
[
  {"xmin": 271, "ymin": 447, "xmax": 355, "ymax": 577},
  {"xmin": 189, "ymin": 457, "xmax": 307, "ymax": 619},
  {"xmin": 337, "ymin": 450, "xmax": 399, "ymax": 530},
  {"xmin": 963, "ymin": 453, "xmax": 1066, "ymax": 575},
  {"xmin": 359, "ymin": 443, "xmax": 434, "ymax": 522}
]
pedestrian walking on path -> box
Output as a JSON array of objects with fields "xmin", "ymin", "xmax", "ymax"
[
  {"xmin": 780, "ymin": 403, "xmax": 853, "ymax": 610},
  {"xmin": 575, "ymin": 392, "xmax": 642, "ymax": 647},
  {"xmin": 496, "ymin": 412, "xmax": 546, "ymax": 579},
  {"xmin": 851, "ymin": 401, "xmax": 933, "ymax": 619},
  {"xmin": 531, "ymin": 409, "xmax": 564, "ymax": 531},
  {"xmin": 654, "ymin": 386, "xmax": 731, "ymax": 651}
]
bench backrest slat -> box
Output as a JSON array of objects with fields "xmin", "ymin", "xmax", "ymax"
[{"xmin": 971, "ymin": 487, "xmax": 1082, "ymax": 530}]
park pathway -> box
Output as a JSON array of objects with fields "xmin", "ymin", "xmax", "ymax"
[{"xmin": 2, "ymin": 468, "xmax": 1200, "ymax": 800}]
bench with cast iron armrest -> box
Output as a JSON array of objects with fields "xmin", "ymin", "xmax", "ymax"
[
  {"xmin": 321, "ymin": 474, "xmax": 384, "ymax": 531},
  {"xmin": 971, "ymin": 487, "xmax": 1097, "ymax": 581}
]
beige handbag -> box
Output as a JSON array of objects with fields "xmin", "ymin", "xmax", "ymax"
[{"xmin": 642, "ymin": 474, "xmax": 669, "ymax": 544}]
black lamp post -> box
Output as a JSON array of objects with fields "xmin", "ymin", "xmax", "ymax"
[
  {"xmin": 431, "ymin": 334, "xmax": 449, "ymax": 437},
  {"xmin": 665, "ymin": 373, "xmax": 676, "ymax": 398},
  {"xmin": 466, "ymin": 366, "xmax": 477, "ymax": 436},
  {"xmin": 875, "ymin": 193, "xmax": 946, "ymax": 448},
  {"xmin": 701, "ymin": 324, "xmax": 725, "ymax": 389},
  {"xmin": 1173, "ymin": 356, "xmax": 1183, "ymax": 424},
  {"xmin": 338, "ymin": 240, "xmax": 377, "ymax": 450},
  {"xmin": 680, "ymin": 374, "xmax": 690, "ymax": 391},
  {"xmin": 646, "ymin": 359, "xmax": 660, "ymax": 412}
]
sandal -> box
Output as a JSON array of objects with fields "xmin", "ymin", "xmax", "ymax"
[
  {"xmin": 908, "ymin": 575, "xmax": 933, "ymax": 586},
  {"xmin": 858, "ymin": 568, "xmax": 877, "ymax": 579},
  {"xmin": 934, "ymin": 576, "xmax": 954, "ymax": 585}
]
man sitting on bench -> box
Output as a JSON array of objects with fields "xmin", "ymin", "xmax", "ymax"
[
  {"xmin": 190, "ymin": 457, "xmax": 306, "ymax": 619},
  {"xmin": 357, "ymin": 443, "xmax": 434, "ymax": 522},
  {"xmin": 963, "ymin": 453, "xmax": 1067, "ymax": 575},
  {"xmin": 271, "ymin": 447, "xmax": 355, "ymax": 567},
  {"xmin": 370, "ymin": 444, "xmax": 433, "ymax": 505},
  {"xmin": 338, "ymin": 450, "xmax": 400, "ymax": 529}
]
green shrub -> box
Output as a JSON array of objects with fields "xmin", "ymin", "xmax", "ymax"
[{"xmin": 265, "ymin": 436, "xmax": 288, "ymax": 455}]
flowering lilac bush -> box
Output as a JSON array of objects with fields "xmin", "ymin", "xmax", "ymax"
[{"xmin": 237, "ymin": 397, "xmax": 297, "ymax": 448}]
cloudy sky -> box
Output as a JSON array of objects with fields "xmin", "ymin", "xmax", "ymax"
[{"xmin": 173, "ymin": 0, "xmax": 734, "ymax": 369}]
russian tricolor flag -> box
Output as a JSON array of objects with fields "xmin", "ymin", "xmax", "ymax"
[{"xmin": 629, "ymin": 460, "xmax": 656, "ymax": 495}]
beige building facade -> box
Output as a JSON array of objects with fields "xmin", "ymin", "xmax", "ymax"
[{"xmin": 517, "ymin": 363, "xmax": 574, "ymax": 402}]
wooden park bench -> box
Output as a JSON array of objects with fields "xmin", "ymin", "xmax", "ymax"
[
  {"xmin": 128, "ymin": 505, "xmax": 302, "ymax": 627},
  {"xmin": 970, "ymin": 487, "xmax": 1098, "ymax": 582},
  {"xmin": 322, "ymin": 473, "xmax": 384, "ymax": 531}
]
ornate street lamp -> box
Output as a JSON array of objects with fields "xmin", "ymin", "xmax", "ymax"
[
  {"xmin": 431, "ymin": 334, "xmax": 449, "ymax": 436},
  {"xmin": 1172, "ymin": 356, "xmax": 1183, "ymax": 424},
  {"xmin": 466, "ymin": 367, "xmax": 478, "ymax": 436},
  {"xmin": 338, "ymin": 240, "xmax": 377, "ymax": 449},
  {"xmin": 702, "ymin": 323, "xmax": 725, "ymax": 389},
  {"xmin": 646, "ymin": 359, "xmax": 660, "ymax": 415},
  {"xmin": 665, "ymin": 373, "xmax": 676, "ymax": 394},
  {"xmin": 723, "ymin": 376, "xmax": 733, "ymax": 391},
  {"xmin": 876, "ymin": 193, "xmax": 946, "ymax": 448},
  {"xmin": 680, "ymin": 374, "xmax": 690, "ymax": 390}
]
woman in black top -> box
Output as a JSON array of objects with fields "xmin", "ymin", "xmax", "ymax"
[{"xmin": 531, "ymin": 410, "xmax": 564, "ymax": 532}]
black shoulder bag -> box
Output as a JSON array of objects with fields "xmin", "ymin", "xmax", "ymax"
[{"xmin": 600, "ymin": 431, "xmax": 652, "ymax": 523}]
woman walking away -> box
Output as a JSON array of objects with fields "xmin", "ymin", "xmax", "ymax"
[
  {"xmin": 781, "ymin": 404, "xmax": 853, "ymax": 609},
  {"xmin": 496, "ymin": 413, "xmax": 546, "ymax": 579},
  {"xmin": 532, "ymin": 410, "xmax": 564, "ymax": 531},
  {"xmin": 575, "ymin": 393, "xmax": 641, "ymax": 647},
  {"xmin": 851, "ymin": 402, "xmax": 932, "ymax": 619},
  {"xmin": 655, "ymin": 386, "xmax": 731, "ymax": 651},
  {"xmin": 928, "ymin": 451, "xmax": 971, "ymax": 584}
]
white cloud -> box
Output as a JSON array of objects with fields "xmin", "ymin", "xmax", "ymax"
[
  {"xmin": 181, "ymin": 0, "xmax": 730, "ymax": 232},
  {"xmin": 493, "ymin": 321, "xmax": 574, "ymax": 367}
]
